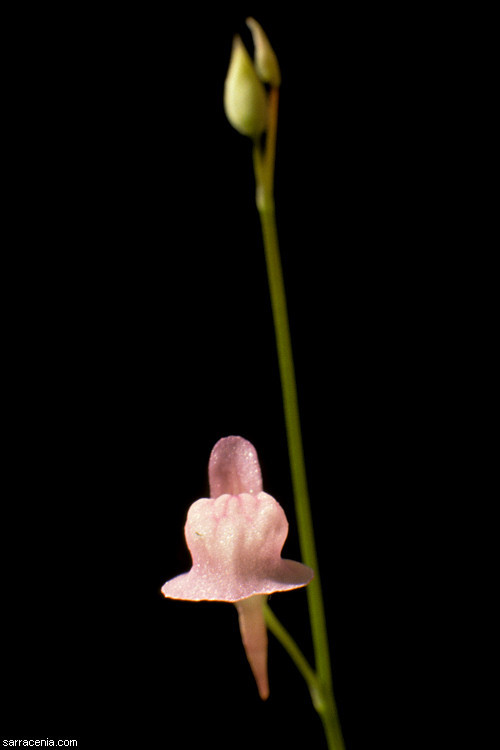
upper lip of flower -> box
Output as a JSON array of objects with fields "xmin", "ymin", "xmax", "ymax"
[{"xmin": 208, "ymin": 435, "xmax": 263, "ymax": 498}]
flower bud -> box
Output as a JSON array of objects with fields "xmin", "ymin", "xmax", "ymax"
[
  {"xmin": 224, "ymin": 35, "xmax": 268, "ymax": 139},
  {"xmin": 246, "ymin": 17, "xmax": 281, "ymax": 88}
]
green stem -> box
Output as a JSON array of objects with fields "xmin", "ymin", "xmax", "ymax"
[
  {"xmin": 253, "ymin": 89, "xmax": 345, "ymax": 750},
  {"xmin": 264, "ymin": 604, "xmax": 344, "ymax": 750},
  {"xmin": 263, "ymin": 602, "xmax": 321, "ymax": 709}
]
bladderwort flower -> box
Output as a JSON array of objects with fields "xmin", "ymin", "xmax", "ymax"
[{"xmin": 162, "ymin": 436, "xmax": 314, "ymax": 700}]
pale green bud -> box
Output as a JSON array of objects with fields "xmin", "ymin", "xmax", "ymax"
[
  {"xmin": 246, "ymin": 17, "xmax": 281, "ymax": 88},
  {"xmin": 224, "ymin": 35, "xmax": 268, "ymax": 139}
]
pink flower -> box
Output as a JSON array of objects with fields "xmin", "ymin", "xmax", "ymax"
[{"xmin": 162, "ymin": 436, "xmax": 314, "ymax": 699}]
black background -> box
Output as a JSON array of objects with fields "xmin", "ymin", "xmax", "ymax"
[{"xmin": 1, "ymin": 3, "xmax": 454, "ymax": 748}]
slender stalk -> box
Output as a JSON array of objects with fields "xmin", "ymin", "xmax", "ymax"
[
  {"xmin": 263, "ymin": 602, "xmax": 321, "ymax": 709},
  {"xmin": 254, "ymin": 89, "xmax": 345, "ymax": 750}
]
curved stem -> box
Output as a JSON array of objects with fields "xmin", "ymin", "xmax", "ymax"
[
  {"xmin": 263, "ymin": 602, "xmax": 321, "ymax": 708},
  {"xmin": 264, "ymin": 604, "xmax": 344, "ymax": 750},
  {"xmin": 254, "ymin": 88, "xmax": 345, "ymax": 750}
]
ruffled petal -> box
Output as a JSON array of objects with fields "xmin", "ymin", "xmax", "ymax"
[{"xmin": 161, "ymin": 492, "xmax": 313, "ymax": 602}]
